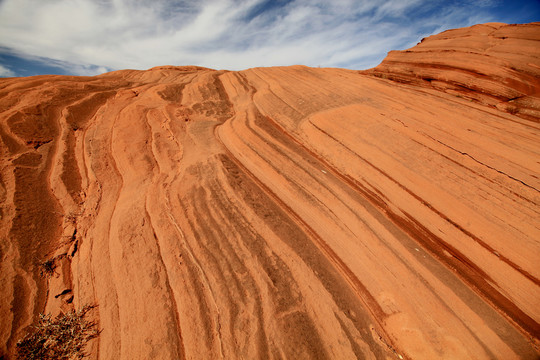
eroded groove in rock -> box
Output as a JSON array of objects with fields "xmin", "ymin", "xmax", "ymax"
[{"xmin": 1, "ymin": 23, "xmax": 539, "ymax": 360}]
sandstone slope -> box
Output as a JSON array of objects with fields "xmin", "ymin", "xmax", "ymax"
[
  {"xmin": 364, "ymin": 22, "xmax": 540, "ymax": 120},
  {"xmin": 0, "ymin": 23, "xmax": 539, "ymax": 359}
]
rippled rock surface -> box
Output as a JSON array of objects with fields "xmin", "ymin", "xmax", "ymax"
[{"xmin": 1, "ymin": 23, "xmax": 539, "ymax": 359}]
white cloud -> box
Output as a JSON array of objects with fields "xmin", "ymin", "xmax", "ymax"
[
  {"xmin": 0, "ymin": 64, "xmax": 15, "ymax": 77},
  {"xmin": 0, "ymin": 0, "xmax": 500, "ymax": 75}
]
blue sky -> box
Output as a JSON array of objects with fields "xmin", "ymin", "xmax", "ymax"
[{"xmin": 0, "ymin": 0, "xmax": 538, "ymax": 77}]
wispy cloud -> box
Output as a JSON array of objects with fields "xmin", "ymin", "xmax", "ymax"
[
  {"xmin": 0, "ymin": 0, "xmax": 536, "ymax": 76},
  {"xmin": 0, "ymin": 64, "xmax": 15, "ymax": 77}
]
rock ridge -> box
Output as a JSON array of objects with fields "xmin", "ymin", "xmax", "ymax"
[{"xmin": 0, "ymin": 22, "xmax": 539, "ymax": 360}]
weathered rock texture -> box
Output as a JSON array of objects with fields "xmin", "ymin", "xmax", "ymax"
[
  {"xmin": 1, "ymin": 23, "xmax": 539, "ymax": 359},
  {"xmin": 364, "ymin": 22, "xmax": 540, "ymax": 120}
]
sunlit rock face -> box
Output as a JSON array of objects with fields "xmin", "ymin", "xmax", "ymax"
[
  {"xmin": 0, "ymin": 22, "xmax": 538, "ymax": 360},
  {"xmin": 364, "ymin": 22, "xmax": 540, "ymax": 120}
]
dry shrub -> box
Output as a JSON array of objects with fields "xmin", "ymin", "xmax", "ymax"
[
  {"xmin": 16, "ymin": 305, "xmax": 99, "ymax": 360},
  {"xmin": 38, "ymin": 259, "xmax": 58, "ymax": 278},
  {"xmin": 38, "ymin": 254, "xmax": 67, "ymax": 278}
]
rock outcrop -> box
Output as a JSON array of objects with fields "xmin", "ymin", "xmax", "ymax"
[
  {"xmin": 364, "ymin": 22, "xmax": 540, "ymax": 120},
  {"xmin": 1, "ymin": 23, "xmax": 539, "ymax": 359}
]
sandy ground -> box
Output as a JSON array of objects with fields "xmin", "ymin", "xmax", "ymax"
[{"xmin": 0, "ymin": 23, "xmax": 539, "ymax": 359}]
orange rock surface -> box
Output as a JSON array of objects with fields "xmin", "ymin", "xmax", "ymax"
[
  {"xmin": 1, "ymin": 23, "xmax": 539, "ymax": 359},
  {"xmin": 363, "ymin": 22, "xmax": 540, "ymax": 120}
]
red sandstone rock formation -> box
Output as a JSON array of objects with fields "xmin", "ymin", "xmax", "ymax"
[
  {"xmin": 363, "ymin": 22, "xmax": 540, "ymax": 120},
  {"xmin": 0, "ymin": 22, "xmax": 539, "ymax": 359}
]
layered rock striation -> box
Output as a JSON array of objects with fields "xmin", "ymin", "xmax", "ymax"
[
  {"xmin": 0, "ymin": 23, "xmax": 539, "ymax": 359},
  {"xmin": 364, "ymin": 22, "xmax": 540, "ymax": 120}
]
